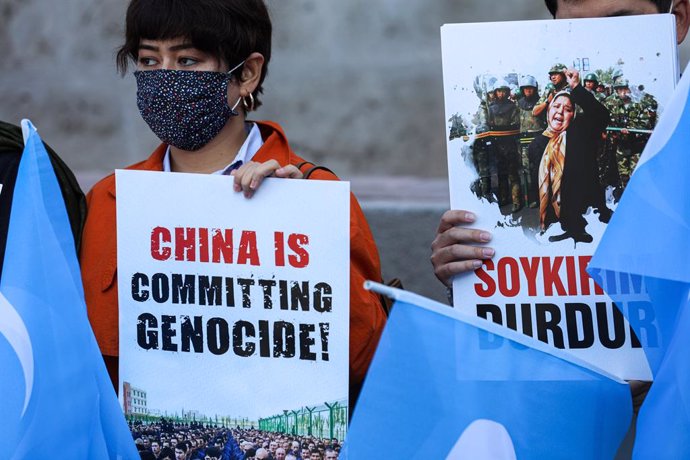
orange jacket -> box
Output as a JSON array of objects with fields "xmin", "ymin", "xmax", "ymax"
[{"xmin": 80, "ymin": 121, "xmax": 386, "ymax": 390}]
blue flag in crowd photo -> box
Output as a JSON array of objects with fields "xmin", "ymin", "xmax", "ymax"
[
  {"xmin": 0, "ymin": 120, "xmax": 138, "ymax": 459},
  {"xmin": 589, "ymin": 65, "xmax": 690, "ymax": 459},
  {"xmin": 345, "ymin": 284, "xmax": 632, "ymax": 460}
]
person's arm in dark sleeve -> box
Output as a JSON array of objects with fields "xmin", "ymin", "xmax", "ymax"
[{"xmin": 571, "ymin": 84, "xmax": 610, "ymax": 132}]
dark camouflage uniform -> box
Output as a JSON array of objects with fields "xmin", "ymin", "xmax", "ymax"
[
  {"xmin": 517, "ymin": 95, "xmax": 545, "ymax": 207},
  {"xmin": 448, "ymin": 114, "xmax": 467, "ymax": 141},
  {"xmin": 638, "ymin": 92, "xmax": 658, "ymax": 130},
  {"xmin": 605, "ymin": 91, "xmax": 654, "ymax": 189},
  {"xmin": 488, "ymin": 94, "xmax": 521, "ymax": 210},
  {"xmin": 536, "ymin": 82, "xmax": 566, "ymax": 107},
  {"xmin": 471, "ymin": 100, "xmax": 493, "ymax": 200}
]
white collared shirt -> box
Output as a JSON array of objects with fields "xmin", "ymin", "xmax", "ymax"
[{"xmin": 162, "ymin": 122, "xmax": 264, "ymax": 174}]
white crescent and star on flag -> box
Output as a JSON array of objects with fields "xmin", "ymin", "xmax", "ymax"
[
  {"xmin": 0, "ymin": 291, "xmax": 34, "ymax": 417},
  {"xmin": 446, "ymin": 419, "xmax": 517, "ymax": 460}
]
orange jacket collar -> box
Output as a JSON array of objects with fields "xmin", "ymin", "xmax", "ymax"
[{"xmin": 105, "ymin": 121, "xmax": 291, "ymax": 198}]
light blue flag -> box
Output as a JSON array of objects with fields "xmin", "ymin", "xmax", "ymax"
[
  {"xmin": 0, "ymin": 120, "xmax": 138, "ymax": 459},
  {"xmin": 588, "ymin": 65, "xmax": 690, "ymax": 458},
  {"xmin": 345, "ymin": 284, "xmax": 631, "ymax": 460}
]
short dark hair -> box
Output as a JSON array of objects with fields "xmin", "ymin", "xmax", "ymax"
[
  {"xmin": 545, "ymin": 0, "xmax": 673, "ymax": 16},
  {"xmin": 116, "ymin": 0, "xmax": 272, "ymax": 109}
]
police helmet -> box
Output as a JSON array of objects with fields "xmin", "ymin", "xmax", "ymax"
[
  {"xmin": 519, "ymin": 75, "xmax": 538, "ymax": 89},
  {"xmin": 584, "ymin": 73, "xmax": 599, "ymax": 83},
  {"xmin": 548, "ymin": 63, "xmax": 567, "ymax": 74},
  {"xmin": 493, "ymin": 79, "xmax": 511, "ymax": 92},
  {"xmin": 613, "ymin": 79, "xmax": 630, "ymax": 89}
]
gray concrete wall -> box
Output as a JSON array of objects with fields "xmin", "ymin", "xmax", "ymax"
[
  {"xmin": 0, "ymin": 0, "xmax": 552, "ymax": 176},
  {"xmin": 1, "ymin": 1, "xmax": 687, "ymax": 302},
  {"xmin": 363, "ymin": 202, "xmax": 449, "ymax": 302}
]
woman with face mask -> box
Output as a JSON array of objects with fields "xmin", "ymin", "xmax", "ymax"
[
  {"xmin": 79, "ymin": 0, "xmax": 386, "ymax": 405},
  {"xmin": 527, "ymin": 68, "xmax": 612, "ymax": 243}
]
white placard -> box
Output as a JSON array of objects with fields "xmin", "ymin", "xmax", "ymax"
[
  {"xmin": 441, "ymin": 15, "xmax": 679, "ymax": 380},
  {"xmin": 116, "ymin": 170, "xmax": 350, "ymax": 423}
]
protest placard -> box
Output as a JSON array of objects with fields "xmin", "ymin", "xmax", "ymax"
[
  {"xmin": 441, "ymin": 15, "xmax": 678, "ymax": 379},
  {"xmin": 116, "ymin": 170, "xmax": 349, "ymax": 437}
]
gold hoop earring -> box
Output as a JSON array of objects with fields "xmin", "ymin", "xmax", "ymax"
[{"xmin": 242, "ymin": 93, "xmax": 255, "ymax": 112}]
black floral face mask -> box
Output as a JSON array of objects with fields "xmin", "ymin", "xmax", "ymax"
[{"xmin": 134, "ymin": 61, "xmax": 244, "ymax": 151}]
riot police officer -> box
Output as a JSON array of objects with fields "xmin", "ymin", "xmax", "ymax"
[
  {"xmin": 584, "ymin": 73, "xmax": 606, "ymax": 102},
  {"xmin": 517, "ymin": 75, "xmax": 545, "ymax": 208},
  {"xmin": 532, "ymin": 63, "xmax": 569, "ymax": 117},
  {"xmin": 448, "ymin": 113, "xmax": 467, "ymax": 141},
  {"xmin": 470, "ymin": 84, "xmax": 493, "ymax": 201},
  {"xmin": 488, "ymin": 79, "xmax": 521, "ymax": 212},
  {"xmin": 605, "ymin": 79, "xmax": 650, "ymax": 192}
]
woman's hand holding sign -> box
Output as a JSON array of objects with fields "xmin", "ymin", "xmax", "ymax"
[{"xmin": 231, "ymin": 160, "xmax": 304, "ymax": 198}]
